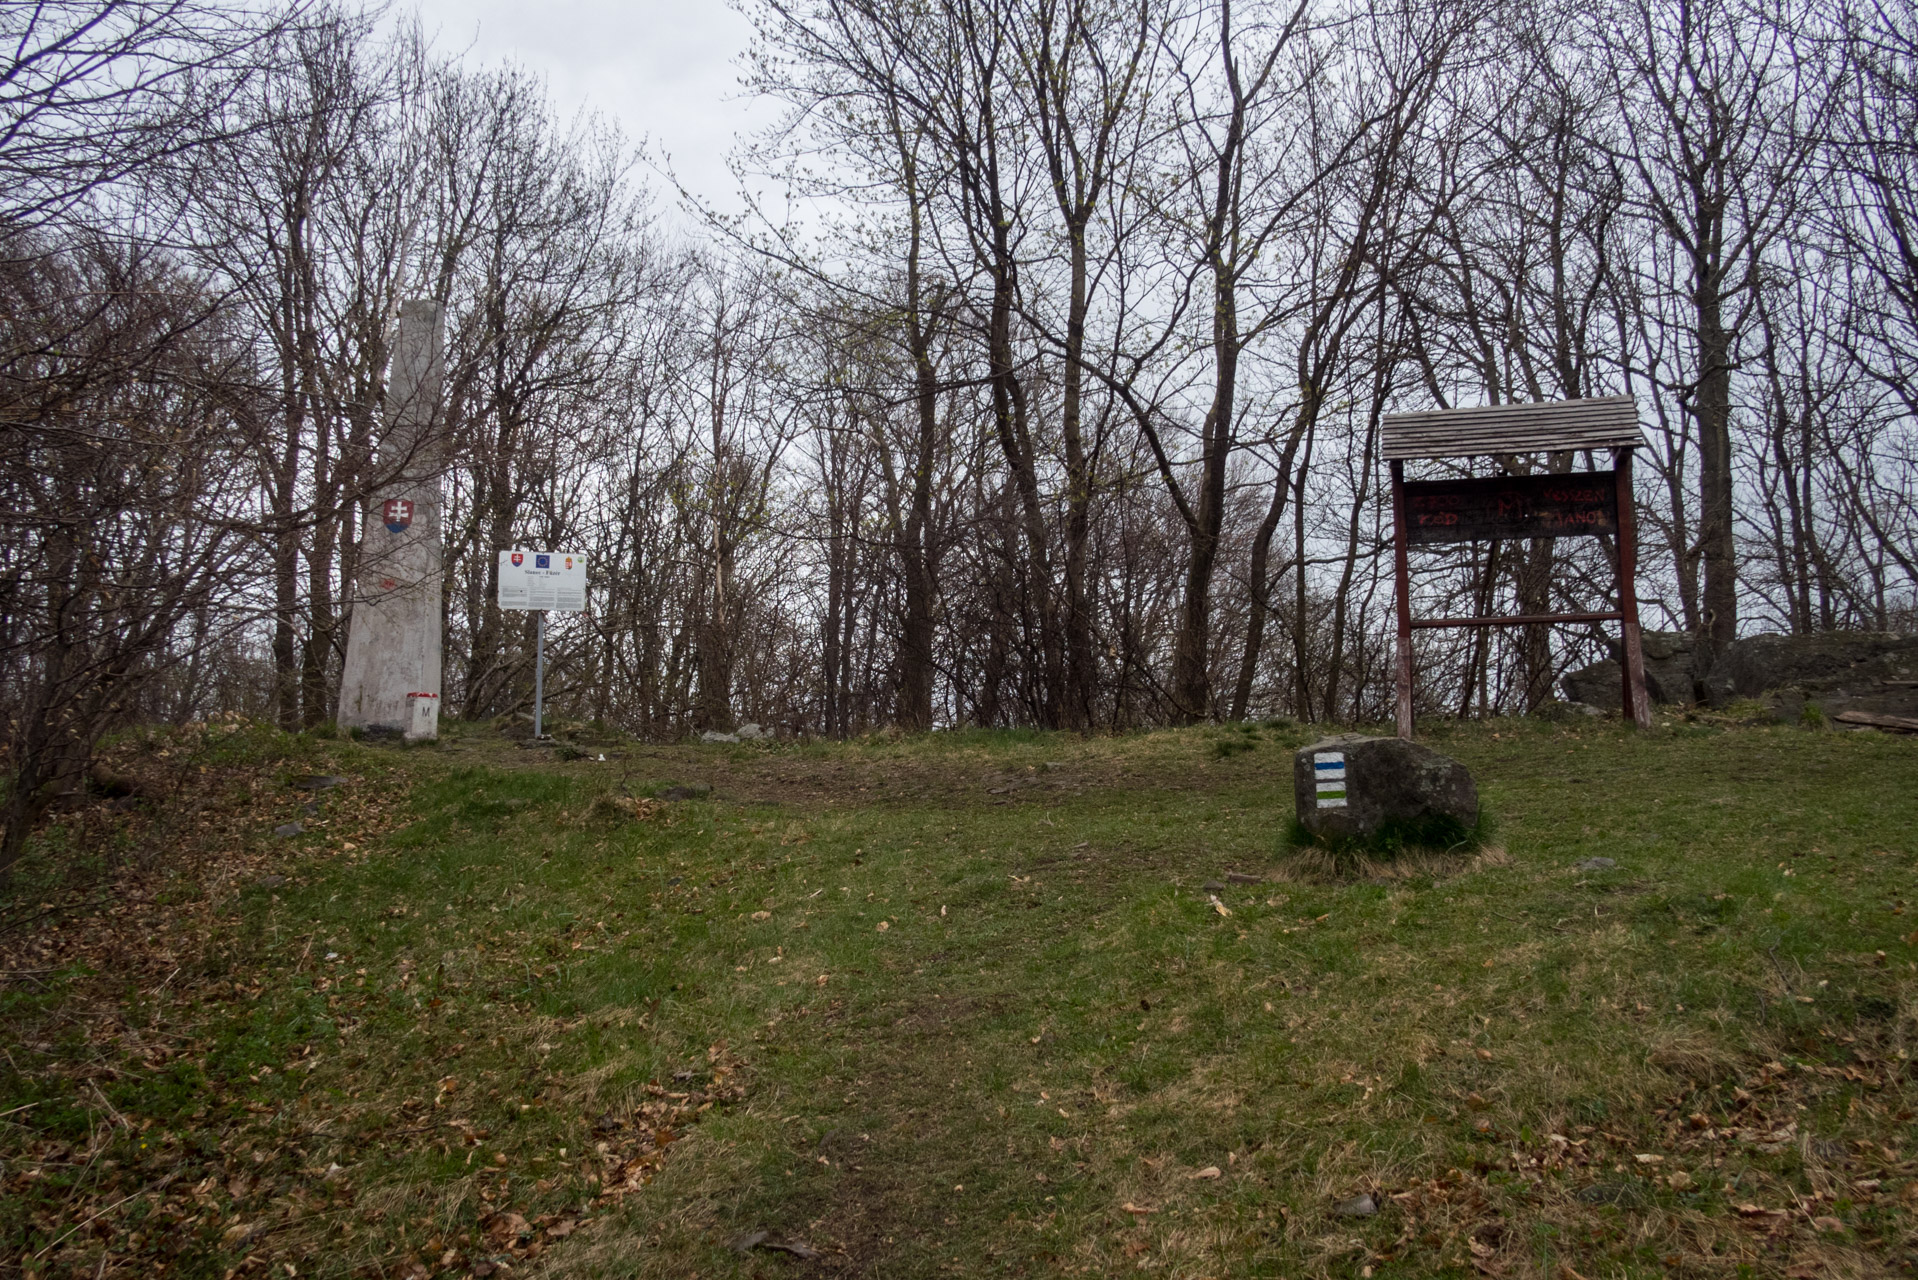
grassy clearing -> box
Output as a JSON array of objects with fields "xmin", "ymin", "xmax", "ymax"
[{"xmin": 3, "ymin": 715, "xmax": 1918, "ymax": 1278}]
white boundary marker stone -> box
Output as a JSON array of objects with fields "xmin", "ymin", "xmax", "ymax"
[{"xmin": 406, "ymin": 692, "xmax": 439, "ymax": 740}]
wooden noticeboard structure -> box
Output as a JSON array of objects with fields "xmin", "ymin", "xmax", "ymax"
[{"xmin": 1382, "ymin": 396, "xmax": 1652, "ymax": 739}]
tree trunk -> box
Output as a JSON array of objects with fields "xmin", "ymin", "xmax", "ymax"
[
  {"xmin": 1695, "ymin": 286, "xmax": 1738, "ymax": 655},
  {"xmin": 1231, "ymin": 472, "xmax": 1291, "ymax": 721},
  {"xmin": 985, "ymin": 254, "xmax": 1064, "ymax": 728},
  {"xmin": 1168, "ymin": 274, "xmax": 1236, "ymax": 723},
  {"xmin": 1059, "ymin": 227, "xmax": 1096, "ymax": 729},
  {"xmin": 898, "ymin": 344, "xmax": 939, "ymax": 730}
]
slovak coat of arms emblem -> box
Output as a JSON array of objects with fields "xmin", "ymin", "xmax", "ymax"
[{"xmin": 382, "ymin": 498, "xmax": 413, "ymax": 535}]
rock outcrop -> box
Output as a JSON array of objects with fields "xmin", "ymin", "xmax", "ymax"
[
  {"xmin": 1563, "ymin": 629, "xmax": 1918, "ymax": 721},
  {"xmin": 1701, "ymin": 632, "xmax": 1918, "ymax": 721},
  {"xmin": 1561, "ymin": 630, "xmax": 1701, "ymax": 709}
]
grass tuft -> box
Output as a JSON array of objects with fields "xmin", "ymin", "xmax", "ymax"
[{"xmin": 1283, "ymin": 807, "xmax": 1496, "ymax": 873}]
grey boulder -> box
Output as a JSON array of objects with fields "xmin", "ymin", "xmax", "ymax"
[
  {"xmin": 1562, "ymin": 630, "xmax": 1701, "ymax": 709},
  {"xmin": 1701, "ymin": 631, "xmax": 1918, "ymax": 720},
  {"xmin": 1567, "ymin": 629, "xmax": 1918, "ymax": 721},
  {"xmin": 701, "ymin": 723, "xmax": 770, "ymax": 744},
  {"xmin": 1294, "ymin": 735, "xmax": 1478, "ymax": 845}
]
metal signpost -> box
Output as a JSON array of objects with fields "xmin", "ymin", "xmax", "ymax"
[
  {"xmin": 497, "ymin": 550, "xmax": 587, "ymax": 738},
  {"xmin": 1382, "ymin": 396, "xmax": 1651, "ymax": 740}
]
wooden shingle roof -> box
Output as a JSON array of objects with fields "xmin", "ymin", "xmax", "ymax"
[{"xmin": 1381, "ymin": 395, "xmax": 1643, "ymax": 460}]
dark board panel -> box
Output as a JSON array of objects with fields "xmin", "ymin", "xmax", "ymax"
[{"xmin": 1402, "ymin": 471, "xmax": 1618, "ymax": 544}]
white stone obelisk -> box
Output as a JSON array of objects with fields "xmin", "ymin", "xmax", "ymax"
[{"xmin": 337, "ymin": 299, "xmax": 446, "ymax": 739}]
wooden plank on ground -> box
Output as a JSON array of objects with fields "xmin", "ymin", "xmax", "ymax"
[{"xmin": 1834, "ymin": 710, "xmax": 1918, "ymax": 733}]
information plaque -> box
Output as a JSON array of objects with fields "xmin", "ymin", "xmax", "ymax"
[
  {"xmin": 497, "ymin": 550, "xmax": 587, "ymax": 612},
  {"xmin": 1402, "ymin": 472, "xmax": 1619, "ymax": 545}
]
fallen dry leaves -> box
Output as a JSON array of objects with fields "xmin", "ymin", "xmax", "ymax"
[
  {"xmin": 0, "ymin": 722, "xmax": 713, "ymax": 1277},
  {"xmin": 591, "ymin": 1043, "xmax": 746, "ymax": 1198},
  {"xmin": 1333, "ymin": 1039, "xmax": 1918, "ymax": 1276},
  {"xmin": 599, "ymin": 794, "xmax": 663, "ymax": 822}
]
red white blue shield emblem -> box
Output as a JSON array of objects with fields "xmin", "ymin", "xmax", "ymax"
[
  {"xmin": 510, "ymin": 552, "xmax": 523, "ymax": 566},
  {"xmin": 382, "ymin": 498, "xmax": 413, "ymax": 535}
]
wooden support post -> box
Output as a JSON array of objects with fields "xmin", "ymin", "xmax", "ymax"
[
  {"xmin": 1391, "ymin": 459, "xmax": 1414, "ymax": 739},
  {"xmin": 1614, "ymin": 447, "xmax": 1653, "ymax": 729}
]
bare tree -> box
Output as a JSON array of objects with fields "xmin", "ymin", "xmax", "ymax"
[
  {"xmin": 1599, "ymin": 0, "xmax": 1820, "ymax": 660},
  {"xmin": 0, "ymin": 236, "xmax": 261, "ymax": 871},
  {"xmin": 1, "ymin": 0, "xmax": 288, "ymax": 233}
]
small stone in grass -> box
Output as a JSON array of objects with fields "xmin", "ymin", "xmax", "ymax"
[
  {"xmin": 1333, "ymin": 1194, "xmax": 1377, "ymax": 1217},
  {"xmin": 1201, "ymin": 880, "xmax": 1225, "ymax": 892},
  {"xmin": 273, "ymin": 822, "xmax": 303, "ymax": 838},
  {"xmin": 1576, "ymin": 857, "xmax": 1617, "ymax": 871}
]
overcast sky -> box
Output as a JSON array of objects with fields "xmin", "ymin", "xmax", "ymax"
[{"xmin": 408, "ymin": 0, "xmax": 781, "ymax": 218}]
